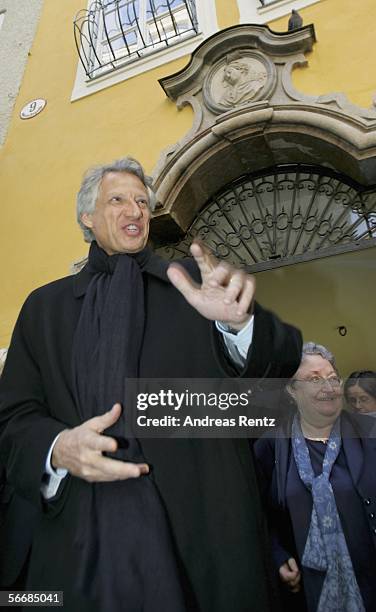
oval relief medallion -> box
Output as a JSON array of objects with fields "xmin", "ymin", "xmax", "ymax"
[{"xmin": 204, "ymin": 51, "xmax": 275, "ymax": 114}]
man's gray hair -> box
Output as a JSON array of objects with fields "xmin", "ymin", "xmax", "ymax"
[
  {"xmin": 301, "ymin": 341, "xmax": 338, "ymax": 372},
  {"xmin": 76, "ymin": 157, "xmax": 157, "ymax": 243}
]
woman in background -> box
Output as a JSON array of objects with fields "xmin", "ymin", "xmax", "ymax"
[
  {"xmin": 255, "ymin": 343, "xmax": 376, "ymax": 612},
  {"xmin": 344, "ymin": 370, "xmax": 376, "ymax": 416}
]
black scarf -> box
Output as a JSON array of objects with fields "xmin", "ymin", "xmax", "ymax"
[{"xmin": 71, "ymin": 241, "xmax": 186, "ymax": 612}]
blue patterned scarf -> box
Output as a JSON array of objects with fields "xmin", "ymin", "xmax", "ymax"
[{"xmin": 292, "ymin": 415, "xmax": 365, "ymax": 612}]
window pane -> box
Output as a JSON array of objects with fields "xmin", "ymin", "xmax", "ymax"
[
  {"xmin": 118, "ymin": 0, "xmax": 140, "ymax": 26},
  {"xmin": 103, "ymin": 10, "xmax": 119, "ymax": 37},
  {"xmin": 77, "ymin": 0, "xmax": 198, "ymax": 77},
  {"xmin": 147, "ymin": 0, "xmax": 186, "ymax": 15},
  {"xmin": 101, "ymin": 29, "xmax": 138, "ymax": 62},
  {"xmin": 146, "ymin": 1, "xmax": 195, "ymax": 44},
  {"xmin": 103, "ymin": 1, "xmax": 139, "ymax": 31},
  {"xmin": 102, "ymin": 1, "xmax": 140, "ymax": 58}
]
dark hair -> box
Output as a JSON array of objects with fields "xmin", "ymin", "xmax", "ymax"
[{"xmin": 344, "ymin": 370, "xmax": 376, "ymax": 401}]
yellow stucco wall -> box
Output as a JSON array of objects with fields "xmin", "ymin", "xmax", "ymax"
[
  {"xmin": 255, "ymin": 247, "xmax": 376, "ymax": 376},
  {"xmin": 215, "ymin": 0, "xmax": 239, "ymax": 30},
  {"xmin": 0, "ymin": 0, "xmax": 197, "ymax": 345},
  {"xmin": 0, "ymin": 0, "xmax": 375, "ymax": 374},
  {"xmin": 269, "ymin": 0, "xmax": 376, "ymax": 108}
]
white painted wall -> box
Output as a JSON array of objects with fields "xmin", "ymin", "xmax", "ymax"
[{"xmin": 0, "ymin": 0, "xmax": 44, "ymax": 146}]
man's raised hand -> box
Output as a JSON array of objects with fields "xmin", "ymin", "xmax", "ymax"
[{"xmin": 167, "ymin": 241, "xmax": 255, "ymax": 332}]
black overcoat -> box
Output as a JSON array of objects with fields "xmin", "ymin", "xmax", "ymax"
[{"xmin": 0, "ymin": 255, "xmax": 302, "ymax": 612}]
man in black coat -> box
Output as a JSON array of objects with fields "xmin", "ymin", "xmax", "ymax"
[{"xmin": 0, "ymin": 157, "xmax": 302, "ymax": 611}]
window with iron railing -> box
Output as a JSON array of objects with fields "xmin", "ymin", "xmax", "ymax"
[{"xmin": 74, "ymin": 0, "xmax": 198, "ymax": 79}]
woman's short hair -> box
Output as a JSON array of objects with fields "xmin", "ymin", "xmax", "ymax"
[
  {"xmin": 76, "ymin": 157, "xmax": 156, "ymax": 243},
  {"xmin": 344, "ymin": 370, "xmax": 376, "ymax": 401},
  {"xmin": 300, "ymin": 341, "xmax": 338, "ymax": 372}
]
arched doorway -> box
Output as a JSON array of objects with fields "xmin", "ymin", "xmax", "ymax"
[
  {"xmin": 155, "ymin": 165, "xmax": 376, "ymax": 374},
  {"xmin": 156, "ymin": 164, "xmax": 376, "ymax": 270}
]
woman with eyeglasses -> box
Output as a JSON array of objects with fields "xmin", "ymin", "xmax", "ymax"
[
  {"xmin": 254, "ymin": 342, "xmax": 376, "ymax": 612},
  {"xmin": 344, "ymin": 370, "xmax": 376, "ymax": 417}
]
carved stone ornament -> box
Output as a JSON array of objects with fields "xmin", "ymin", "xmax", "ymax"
[
  {"xmin": 150, "ymin": 24, "xmax": 376, "ymax": 254},
  {"xmin": 203, "ymin": 50, "xmax": 275, "ymax": 114}
]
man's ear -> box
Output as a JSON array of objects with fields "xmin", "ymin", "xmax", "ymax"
[{"xmin": 81, "ymin": 212, "xmax": 93, "ymax": 229}]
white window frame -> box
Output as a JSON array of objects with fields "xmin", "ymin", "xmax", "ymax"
[
  {"xmin": 236, "ymin": 0, "xmax": 323, "ymax": 25},
  {"xmin": 71, "ymin": 0, "xmax": 218, "ymax": 101}
]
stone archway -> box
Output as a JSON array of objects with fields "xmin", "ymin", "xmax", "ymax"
[
  {"xmin": 149, "ymin": 24, "xmax": 376, "ymax": 372},
  {"xmin": 150, "ymin": 23, "xmax": 376, "ymax": 263}
]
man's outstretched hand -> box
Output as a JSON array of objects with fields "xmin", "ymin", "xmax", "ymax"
[
  {"xmin": 167, "ymin": 241, "xmax": 255, "ymax": 332},
  {"xmin": 52, "ymin": 403, "xmax": 149, "ymax": 482}
]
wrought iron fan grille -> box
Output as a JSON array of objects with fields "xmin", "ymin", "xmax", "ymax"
[{"xmin": 156, "ymin": 166, "xmax": 376, "ymax": 270}]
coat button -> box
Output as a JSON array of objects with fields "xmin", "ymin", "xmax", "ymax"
[
  {"xmin": 370, "ymin": 513, "xmax": 375, "ymax": 520},
  {"xmin": 364, "ymin": 498, "xmax": 371, "ymax": 505},
  {"xmin": 373, "ymin": 528, "xmax": 376, "ymax": 535}
]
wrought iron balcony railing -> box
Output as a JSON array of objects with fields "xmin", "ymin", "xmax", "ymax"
[{"xmin": 74, "ymin": 0, "xmax": 198, "ymax": 79}]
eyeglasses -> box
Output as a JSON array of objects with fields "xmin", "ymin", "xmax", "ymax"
[{"xmin": 292, "ymin": 375, "xmax": 342, "ymax": 388}]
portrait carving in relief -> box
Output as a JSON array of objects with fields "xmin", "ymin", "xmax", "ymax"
[
  {"xmin": 203, "ymin": 48, "xmax": 277, "ymax": 114},
  {"xmin": 219, "ymin": 53, "xmax": 268, "ymax": 107}
]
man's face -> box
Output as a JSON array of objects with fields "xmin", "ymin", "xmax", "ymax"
[
  {"xmin": 289, "ymin": 354, "xmax": 343, "ymax": 425},
  {"xmin": 81, "ymin": 171, "xmax": 151, "ymax": 255}
]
